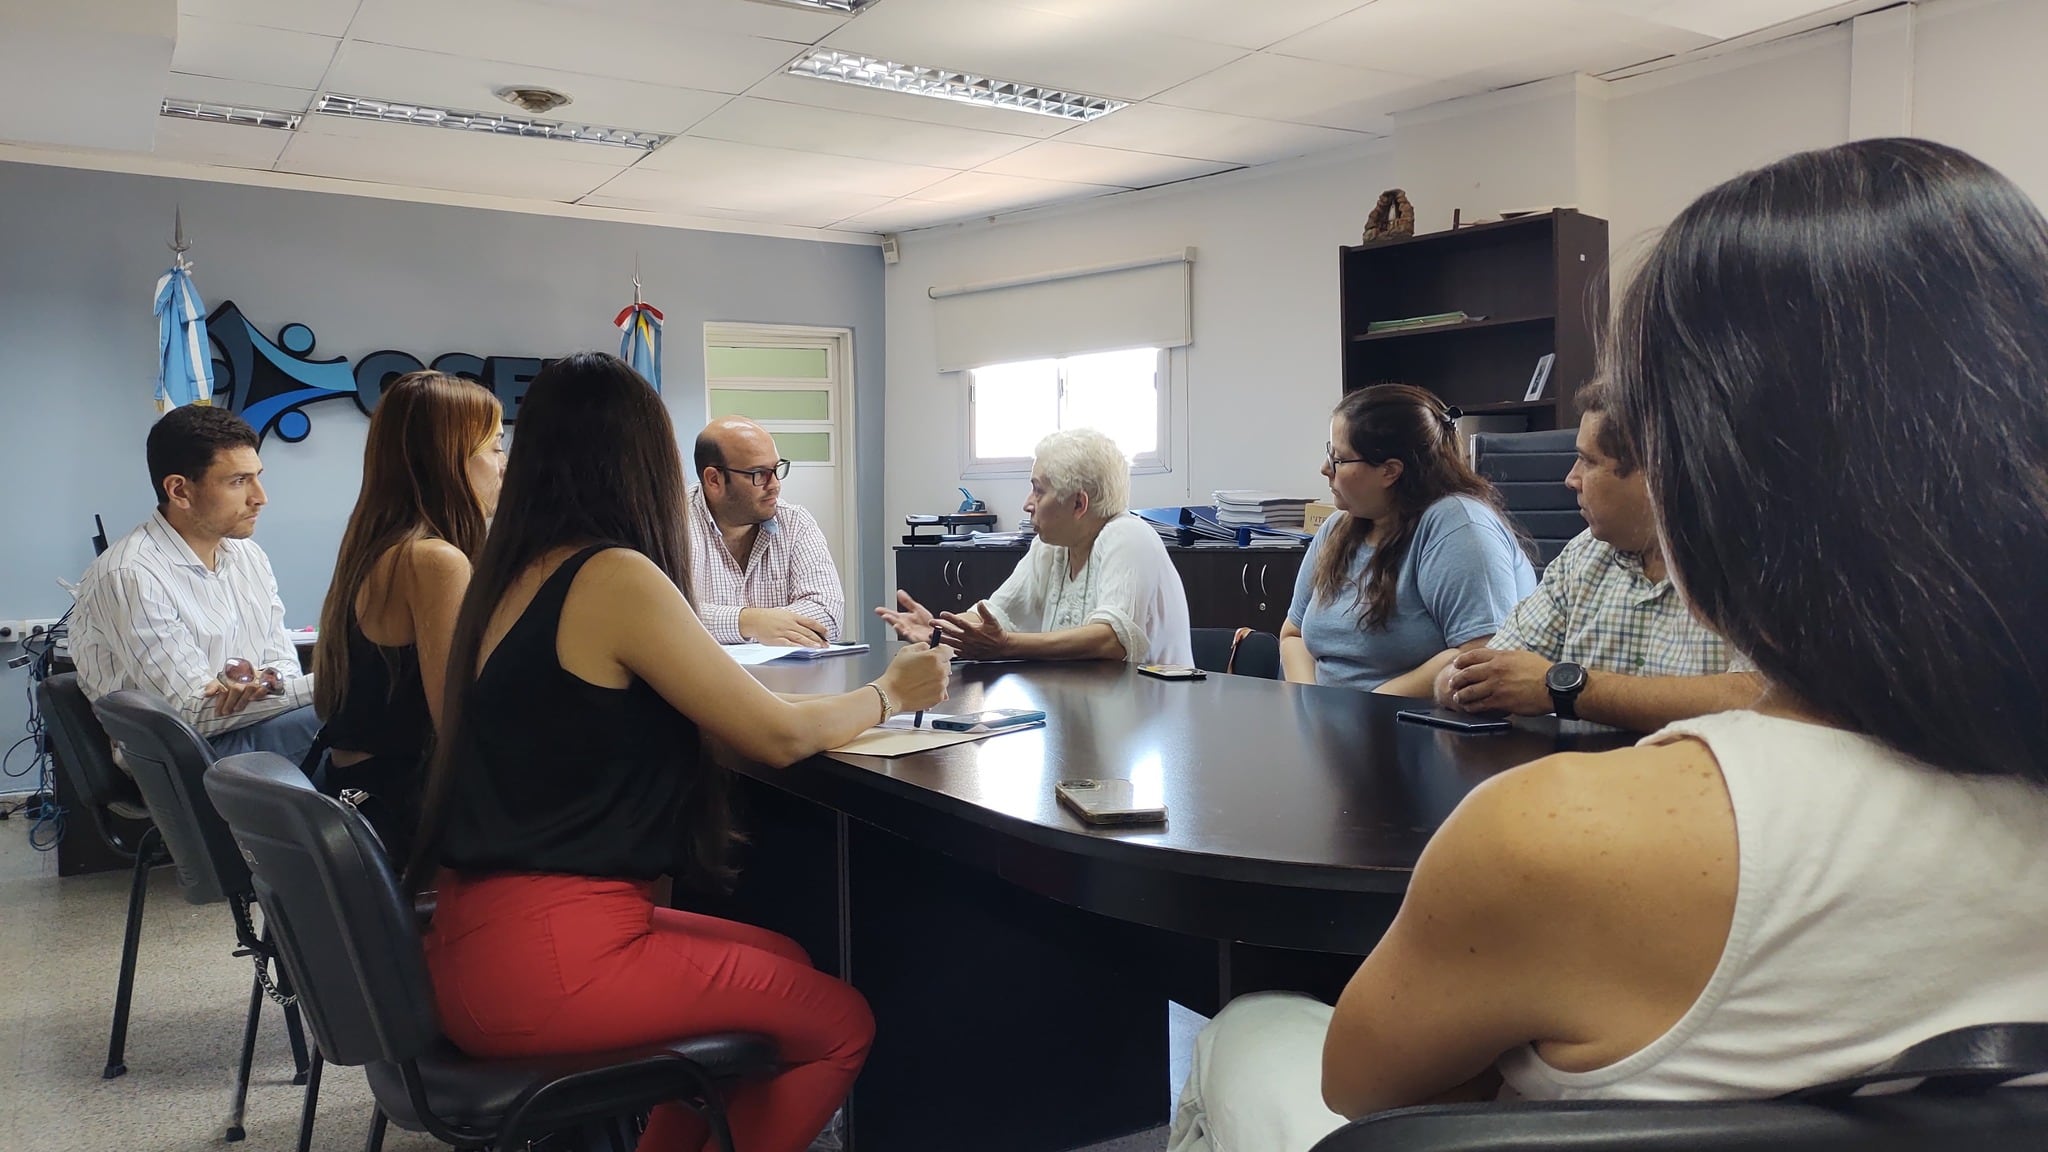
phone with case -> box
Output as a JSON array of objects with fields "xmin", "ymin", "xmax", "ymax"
[{"xmin": 1056, "ymin": 778, "xmax": 1167, "ymax": 825}]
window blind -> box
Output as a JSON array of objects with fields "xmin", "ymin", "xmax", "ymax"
[{"xmin": 930, "ymin": 249, "xmax": 1193, "ymax": 373}]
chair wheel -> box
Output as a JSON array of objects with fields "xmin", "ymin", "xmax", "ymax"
[
  {"xmin": 225, "ymin": 1125, "xmax": 246, "ymax": 1142},
  {"xmin": 101, "ymin": 1062, "xmax": 127, "ymax": 1080}
]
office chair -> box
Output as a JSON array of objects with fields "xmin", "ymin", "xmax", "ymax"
[
  {"xmin": 1470, "ymin": 428, "xmax": 1584, "ymax": 571},
  {"xmin": 1307, "ymin": 1023, "xmax": 2048, "ymax": 1152},
  {"xmin": 1191, "ymin": 628, "xmax": 1283, "ymax": 679},
  {"xmin": 90, "ymin": 690, "xmax": 312, "ymax": 1143},
  {"xmin": 205, "ymin": 752, "xmax": 780, "ymax": 1152},
  {"xmin": 35, "ymin": 673, "xmax": 164, "ymax": 1079}
]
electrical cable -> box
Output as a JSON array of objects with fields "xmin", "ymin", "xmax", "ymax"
[{"xmin": 2, "ymin": 605, "xmax": 74, "ymax": 849}]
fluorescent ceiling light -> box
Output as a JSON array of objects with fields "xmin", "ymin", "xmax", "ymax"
[
  {"xmin": 787, "ymin": 48, "xmax": 1127, "ymax": 122},
  {"xmin": 160, "ymin": 98, "xmax": 302, "ymax": 132},
  {"xmin": 749, "ymin": 0, "xmax": 881, "ymax": 12},
  {"xmin": 313, "ymin": 93, "xmax": 673, "ymax": 152}
]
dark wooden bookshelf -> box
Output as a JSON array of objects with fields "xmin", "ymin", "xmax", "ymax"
[{"xmin": 1339, "ymin": 209, "xmax": 1609, "ymax": 431}]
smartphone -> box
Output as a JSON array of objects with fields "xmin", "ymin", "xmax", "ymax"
[
  {"xmin": 1395, "ymin": 707, "xmax": 1513, "ymax": 734},
  {"xmin": 1056, "ymin": 778, "xmax": 1167, "ymax": 826},
  {"xmin": 1137, "ymin": 664, "xmax": 1206, "ymax": 681},
  {"xmin": 930, "ymin": 708, "xmax": 1048, "ymax": 733}
]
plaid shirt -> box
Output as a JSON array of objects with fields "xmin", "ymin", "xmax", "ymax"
[
  {"xmin": 1487, "ymin": 530, "xmax": 1746, "ymax": 675},
  {"xmin": 687, "ymin": 487, "xmax": 844, "ymax": 643}
]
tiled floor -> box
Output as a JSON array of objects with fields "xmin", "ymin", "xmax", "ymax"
[{"xmin": 0, "ymin": 809, "xmax": 1188, "ymax": 1152}]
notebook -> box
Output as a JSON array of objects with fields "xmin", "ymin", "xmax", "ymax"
[{"xmin": 724, "ymin": 642, "xmax": 870, "ymax": 666}]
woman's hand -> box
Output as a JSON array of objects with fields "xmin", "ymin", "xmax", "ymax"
[
  {"xmin": 876, "ymin": 641, "xmax": 953, "ymax": 713},
  {"xmin": 875, "ymin": 589, "xmax": 937, "ymax": 642}
]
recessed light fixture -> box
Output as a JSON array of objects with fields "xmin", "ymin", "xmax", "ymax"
[
  {"xmin": 748, "ymin": 0, "xmax": 882, "ymax": 13},
  {"xmin": 313, "ymin": 93, "xmax": 672, "ymax": 151},
  {"xmin": 160, "ymin": 97, "xmax": 303, "ymax": 132},
  {"xmin": 786, "ymin": 48, "xmax": 1127, "ymax": 122},
  {"xmin": 496, "ymin": 86, "xmax": 573, "ymax": 114}
]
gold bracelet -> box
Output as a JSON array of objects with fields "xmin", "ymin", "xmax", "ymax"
[{"xmin": 868, "ymin": 682, "xmax": 892, "ymax": 724}]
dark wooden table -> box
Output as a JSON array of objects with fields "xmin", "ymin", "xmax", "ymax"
[{"xmin": 717, "ymin": 655, "xmax": 1631, "ymax": 1152}]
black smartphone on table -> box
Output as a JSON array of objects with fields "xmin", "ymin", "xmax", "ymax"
[{"xmin": 1395, "ymin": 707, "xmax": 1512, "ymax": 734}]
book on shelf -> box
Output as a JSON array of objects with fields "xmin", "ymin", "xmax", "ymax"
[{"xmin": 1365, "ymin": 311, "xmax": 1485, "ymax": 335}]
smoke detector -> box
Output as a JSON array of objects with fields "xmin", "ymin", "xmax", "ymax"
[{"xmin": 496, "ymin": 87, "xmax": 572, "ymax": 114}]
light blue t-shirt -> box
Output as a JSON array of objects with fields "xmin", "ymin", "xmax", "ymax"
[{"xmin": 1287, "ymin": 495, "xmax": 1536, "ymax": 690}]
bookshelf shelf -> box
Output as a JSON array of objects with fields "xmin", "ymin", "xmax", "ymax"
[{"xmin": 1339, "ymin": 208, "xmax": 1608, "ymax": 432}]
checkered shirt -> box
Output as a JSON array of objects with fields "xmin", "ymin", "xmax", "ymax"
[
  {"xmin": 687, "ymin": 487, "xmax": 844, "ymax": 644},
  {"xmin": 1487, "ymin": 530, "xmax": 1747, "ymax": 675}
]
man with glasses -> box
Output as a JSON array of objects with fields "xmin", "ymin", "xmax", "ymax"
[{"xmin": 688, "ymin": 416, "xmax": 845, "ymax": 646}]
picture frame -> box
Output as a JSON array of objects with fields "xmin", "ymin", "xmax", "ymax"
[{"xmin": 1524, "ymin": 352, "xmax": 1556, "ymax": 402}]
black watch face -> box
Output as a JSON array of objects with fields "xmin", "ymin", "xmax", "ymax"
[{"xmin": 1546, "ymin": 663, "xmax": 1588, "ymax": 694}]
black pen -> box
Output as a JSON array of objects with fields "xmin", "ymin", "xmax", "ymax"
[{"xmin": 915, "ymin": 626, "xmax": 943, "ymax": 728}]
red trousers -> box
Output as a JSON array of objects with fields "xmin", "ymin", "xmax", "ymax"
[{"xmin": 424, "ymin": 871, "xmax": 873, "ymax": 1152}]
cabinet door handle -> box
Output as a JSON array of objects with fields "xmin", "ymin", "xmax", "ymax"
[
  {"xmin": 1239, "ymin": 563, "xmax": 1250, "ymax": 596},
  {"xmin": 944, "ymin": 560, "xmax": 957, "ymax": 588},
  {"xmin": 1258, "ymin": 563, "xmax": 1270, "ymax": 598}
]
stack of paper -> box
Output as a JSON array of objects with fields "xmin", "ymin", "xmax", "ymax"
[
  {"xmin": 1212, "ymin": 491, "xmax": 1315, "ymax": 529},
  {"xmin": 725, "ymin": 642, "xmax": 869, "ymax": 666}
]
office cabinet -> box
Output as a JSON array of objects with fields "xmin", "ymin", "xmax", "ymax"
[{"xmin": 893, "ymin": 547, "xmax": 1023, "ymax": 614}]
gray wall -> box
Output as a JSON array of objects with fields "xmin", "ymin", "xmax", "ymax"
[{"xmin": 0, "ymin": 160, "xmax": 886, "ymax": 791}]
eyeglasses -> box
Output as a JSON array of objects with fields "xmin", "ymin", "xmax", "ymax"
[
  {"xmin": 1326, "ymin": 443, "xmax": 1370, "ymax": 468},
  {"xmin": 719, "ymin": 459, "xmax": 792, "ymax": 488}
]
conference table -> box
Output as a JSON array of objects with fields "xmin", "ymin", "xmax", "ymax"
[{"xmin": 717, "ymin": 654, "xmax": 1633, "ymax": 1152}]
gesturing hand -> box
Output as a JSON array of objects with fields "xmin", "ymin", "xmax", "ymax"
[
  {"xmin": 874, "ymin": 589, "xmax": 937, "ymax": 642},
  {"xmin": 936, "ymin": 603, "xmax": 1010, "ymax": 661}
]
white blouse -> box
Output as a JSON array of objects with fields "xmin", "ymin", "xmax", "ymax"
[{"xmin": 981, "ymin": 513, "xmax": 1193, "ymax": 666}]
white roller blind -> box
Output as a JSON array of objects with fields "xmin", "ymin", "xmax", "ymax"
[{"xmin": 931, "ymin": 250, "xmax": 1193, "ymax": 373}]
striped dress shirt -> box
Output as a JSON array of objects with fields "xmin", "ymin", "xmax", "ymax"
[
  {"xmin": 72, "ymin": 512, "xmax": 314, "ymax": 736},
  {"xmin": 686, "ymin": 487, "xmax": 844, "ymax": 644}
]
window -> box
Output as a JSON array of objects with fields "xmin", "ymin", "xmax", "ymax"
[{"xmin": 967, "ymin": 347, "xmax": 1167, "ymax": 473}]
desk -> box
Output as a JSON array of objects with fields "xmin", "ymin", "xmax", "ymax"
[{"xmin": 718, "ymin": 656, "xmax": 1632, "ymax": 1152}]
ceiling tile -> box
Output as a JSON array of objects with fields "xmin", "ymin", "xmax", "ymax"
[
  {"xmin": 279, "ymin": 114, "xmax": 628, "ymax": 200},
  {"xmin": 831, "ymin": 198, "xmax": 979, "ymax": 232},
  {"xmin": 685, "ymin": 97, "xmax": 1036, "ymax": 169},
  {"xmin": 1573, "ymin": 0, "xmax": 1852, "ymax": 40},
  {"xmin": 322, "ymin": 41, "xmax": 729, "ymax": 133},
  {"xmin": 1152, "ymin": 52, "xmax": 1444, "ymax": 133},
  {"xmin": 631, "ymin": 136, "xmax": 957, "ymax": 198},
  {"xmin": 1000, "ymin": 0, "xmax": 1374, "ymax": 51},
  {"xmin": 164, "ymin": 74, "xmax": 317, "ymax": 114},
  {"xmin": 348, "ymin": 0, "xmax": 801, "ymax": 94},
  {"xmin": 908, "ymin": 169, "xmax": 1120, "ymax": 213},
  {"xmin": 742, "ymin": 71, "xmax": 1074, "ymax": 138},
  {"xmin": 1269, "ymin": 0, "xmax": 1709, "ymax": 80},
  {"xmin": 582, "ymin": 176, "xmax": 896, "ymax": 228},
  {"xmin": 178, "ymin": 0, "xmax": 362, "ymax": 38},
  {"xmin": 531, "ymin": 0, "xmax": 848, "ymax": 45},
  {"xmin": 172, "ymin": 14, "xmax": 340, "ymax": 90},
  {"xmin": 150, "ymin": 117, "xmax": 291, "ymax": 170},
  {"xmin": 977, "ymin": 140, "xmax": 1235, "ymax": 188},
  {"xmin": 1057, "ymin": 102, "xmax": 1379, "ymax": 165},
  {"xmin": 821, "ymin": 0, "xmax": 1248, "ymax": 102}
]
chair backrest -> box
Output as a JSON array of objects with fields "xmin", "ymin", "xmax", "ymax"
[
  {"xmin": 1307, "ymin": 1090, "xmax": 2048, "ymax": 1152},
  {"xmin": 204, "ymin": 751, "xmax": 440, "ymax": 1069},
  {"xmin": 92, "ymin": 690, "xmax": 248, "ymax": 905},
  {"xmin": 1191, "ymin": 628, "xmax": 1283, "ymax": 680},
  {"xmin": 1470, "ymin": 427, "xmax": 1584, "ymax": 569},
  {"xmin": 36, "ymin": 673, "xmax": 140, "ymax": 815}
]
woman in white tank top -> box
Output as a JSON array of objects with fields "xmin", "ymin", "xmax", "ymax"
[{"xmin": 1169, "ymin": 138, "xmax": 2048, "ymax": 1152}]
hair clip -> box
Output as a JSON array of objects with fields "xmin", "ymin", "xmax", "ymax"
[{"xmin": 1442, "ymin": 405, "xmax": 1464, "ymax": 422}]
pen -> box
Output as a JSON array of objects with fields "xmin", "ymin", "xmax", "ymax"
[{"xmin": 916, "ymin": 626, "xmax": 942, "ymax": 728}]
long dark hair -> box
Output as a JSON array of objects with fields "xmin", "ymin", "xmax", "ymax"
[
  {"xmin": 1312, "ymin": 384, "xmax": 1512, "ymax": 629},
  {"xmin": 315, "ymin": 372, "xmax": 499, "ymax": 720},
  {"xmin": 407, "ymin": 352, "xmax": 731, "ymax": 886},
  {"xmin": 1609, "ymin": 138, "xmax": 2048, "ymax": 784}
]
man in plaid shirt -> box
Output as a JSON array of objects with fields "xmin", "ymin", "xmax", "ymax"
[
  {"xmin": 1435, "ymin": 379, "xmax": 1759, "ymax": 730},
  {"xmin": 688, "ymin": 417, "xmax": 845, "ymax": 646}
]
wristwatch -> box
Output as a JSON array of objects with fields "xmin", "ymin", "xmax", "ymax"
[{"xmin": 1545, "ymin": 661, "xmax": 1588, "ymax": 720}]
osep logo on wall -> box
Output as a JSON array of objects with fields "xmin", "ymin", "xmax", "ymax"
[{"xmin": 205, "ymin": 300, "xmax": 553, "ymax": 445}]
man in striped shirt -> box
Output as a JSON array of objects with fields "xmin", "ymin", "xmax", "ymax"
[
  {"xmin": 688, "ymin": 417, "xmax": 845, "ymax": 646},
  {"xmin": 71, "ymin": 406, "xmax": 320, "ymax": 763}
]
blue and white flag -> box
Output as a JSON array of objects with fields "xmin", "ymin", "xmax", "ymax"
[
  {"xmin": 615, "ymin": 299, "xmax": 663, "ymax": 392},
  {"xmin": 155, "ymin": 265, "xmax": 215, "ymax": 410}
]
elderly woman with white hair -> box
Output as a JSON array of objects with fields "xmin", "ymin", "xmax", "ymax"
[{"xmin": 877, "ymin": 428, "xmax": 1193, "ymax": 665}]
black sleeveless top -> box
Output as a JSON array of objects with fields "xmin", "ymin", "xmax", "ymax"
[
  {"xmin": 438, "ymin": 545, "xmax": 701, "ymax": 881},
  {"xmin": 322, "ymin": 624, "xmax": 429, "ymax": 761}
]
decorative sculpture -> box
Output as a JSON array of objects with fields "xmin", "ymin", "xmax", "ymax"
[{"xmin": 1362, "ymin": 188, "xmax": 1416, "ymax": 242}]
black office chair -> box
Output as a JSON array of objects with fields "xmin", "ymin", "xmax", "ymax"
[
  {"xmin": 35, "ymin": 672, "xmax": 165, "ymax": 1080},
  {"xmin": 1308, "ymin": 1023, "xmax": 2048, "ymax": 1152},
  {"xmin": 1470, "ymin": 428, "xmax": 1584, "ymax": 570},
  {"xmin": 1191, "ymin": 628, "xmax": 1283, "ymax": 680},
  {"xmin": 204, "ymin": 751, "xmax": 782, "ymax": 1152},
  {"xmin": 91, "ymin": 690, "xmax": 312, "ymax": 1143}
]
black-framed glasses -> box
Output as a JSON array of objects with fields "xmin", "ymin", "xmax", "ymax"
[
  {"xmin": 720, "ymin": 459, "xmax": 792, "ymax": 488},
  {"xmin": 1326, "ymin": 442, "xmax": 1369, "ymax": 468}
]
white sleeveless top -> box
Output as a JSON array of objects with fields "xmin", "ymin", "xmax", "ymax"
[{"xmin": 1498, "ymin": 709, "xmax": 2048, "ymax": 1100}]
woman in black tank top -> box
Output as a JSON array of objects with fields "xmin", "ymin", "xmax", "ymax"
[
  {"xmin": 312, "ymin": 372, "xmax": 504, "ymax": 860},
  {"xmin": 412, "ymin": 354, "xmax": 951, "ymax": 1152}
]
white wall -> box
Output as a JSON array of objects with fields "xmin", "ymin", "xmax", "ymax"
[{"xmin": 879, "ymin": 0, "xmax": 2047, "ymax": 597}]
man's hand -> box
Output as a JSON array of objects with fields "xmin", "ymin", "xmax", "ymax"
[
  {"xmin": 936, "ymin": 603, "xmax": 1010, "ymax": 660},
  {"xmin": 874, "ymin": 590, "xmax": 937, "ymax": 642},
  {"xmin": 207, "ymin": 660, "xmax": 274, "ymax": 718},
  {"xmin": 1440, "ymin": 648, "xmax": 1555, "ymax": 716},
  {"xmin": 739, "ymin": 606, "xmax": 829, "ymax": 648}
]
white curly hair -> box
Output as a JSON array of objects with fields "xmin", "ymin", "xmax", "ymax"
[{"xmin": 1032, "ymin": 428, "xmax": 1131, "ymax": 520}]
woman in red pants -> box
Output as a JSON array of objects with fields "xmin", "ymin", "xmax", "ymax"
[{"xmin": 409, "ymin": 352, "xmax": 953, "ymax": 1152}]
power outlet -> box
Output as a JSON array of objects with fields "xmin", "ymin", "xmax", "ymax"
[
  {"xmin": 0, "ymin": 622, "xmax": 20, "ymax": 644},
  {"xmin": 22, "ymin": 618, "xmax": 60, "ymax": 638}
]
